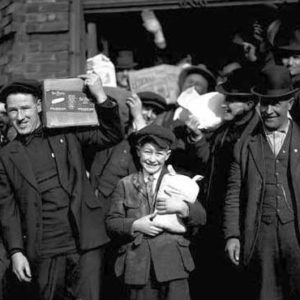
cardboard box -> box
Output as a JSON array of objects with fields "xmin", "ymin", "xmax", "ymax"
[
  {"xmin": 128, "ymin": 64, "xmax": 181, "ymax": 104},
  {"xmin": 42, "ymin": 78, "xmax": 99, "ymax": 128}
]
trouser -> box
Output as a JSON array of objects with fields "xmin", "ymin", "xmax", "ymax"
[
  {"xmin": 7, "ymin": 246, "xmax": 105, "ymax": 300},
  {"xmin": 249, "ymin": 218, "xmax": 300, "ymax": 300},
  {"xmin": 125, "ymin": 266, "xmax": 190, "ymax": 300}
]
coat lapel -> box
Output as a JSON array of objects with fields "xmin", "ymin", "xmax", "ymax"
[
  {"xmin": 289, "ymin": 122, "xmax": 300, "ymax": 197},
  {"xmin": 9, "ymin": 141, "xmax": 39, "ymax": 191},
  {"xmin": 248, "ymin": 133, "xmax": 265, "ymax": 180}
]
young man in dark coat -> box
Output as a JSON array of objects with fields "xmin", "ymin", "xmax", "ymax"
[
  {"xmin": 224, "ymin": 65, "xmax": 300, "ymax": 300},
  {"xmin": 0, "ymin": 73, "xmax": 122, "ymax": 300},
  {"xmin": 186, "ymin": 67, "xmax": 260, "ymax": 300}
]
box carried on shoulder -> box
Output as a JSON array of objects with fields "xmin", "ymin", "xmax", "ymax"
[{"xmin": 42, "ymin": 78, "xmax": 99, "ymax": 128}]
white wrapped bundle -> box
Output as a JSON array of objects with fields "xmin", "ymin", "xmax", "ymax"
[
  {"xmin": 86, "ymin": 53, "xmax": 117, "ymax": 87},
  {"xmin": 174, "ymin": 87, "xmax": 225, "ymax": 130},
  {"xmin": 152, "ymin": 173, "xmax": 201, "ymax": 233}
]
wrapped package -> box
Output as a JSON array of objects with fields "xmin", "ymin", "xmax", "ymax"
[
  {"xmin": 152, "ymin": 173, "xmax": 201, "ymax": 233},
  {"xmin": 86, "ymin": 54, "xmax": 117, "ymax": 87},
  {"xmin": 174, "ymin": 87, "xmax": 225, "ymax": 130}
]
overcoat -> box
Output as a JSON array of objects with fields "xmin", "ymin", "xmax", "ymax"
[
  {"xmin": 0, "ymin": 102, "xmax": 122, "ymax": 262},
  {"xmin": 223, "ymin": 120, "xmax": 300, "ymax": 265},
  {"xmin": 106, "ymin": 168, "xmax": 206, "ymax": 285}
]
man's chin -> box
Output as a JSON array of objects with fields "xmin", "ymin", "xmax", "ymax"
[{"xmin": 16, "ymin": 127, "xmax": 30, "ymax": 135}]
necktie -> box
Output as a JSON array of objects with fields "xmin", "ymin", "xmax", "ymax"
[{"xmin": 146, "ymin": 175, "xmax": 155, "ymax": 205}]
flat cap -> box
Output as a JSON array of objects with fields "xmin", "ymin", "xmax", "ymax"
[
  {"xmin": 135, "ymin": 124, "xmax": 175, "ymax": 149},
  {"xmin": 137, "ymin": 91, "xmax": 168, "ymax": 112},
  {"xmin": 0, "ymin": 79, "xmax": 42, "ymax": 103}
]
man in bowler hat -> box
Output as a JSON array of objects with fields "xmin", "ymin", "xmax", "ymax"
[
  {"xmin": 115, "ymin": 50, "xmax": 138, "ymax": 90},
  {"xmin": 224, "ymin": 65, "xmax": 300, "ymax": 300},
  {"xmin": 0, "ymin": 73, "xmax": 122, "ymax": 299},
  {"xmin": 186, "ymin": 67, "xmax": 260, "ymax": 300}
]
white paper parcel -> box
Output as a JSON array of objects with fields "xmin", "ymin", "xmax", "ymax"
[
  {"xmin": 152, "ymin": 173, "xmax": 201, "ymax": 233},
  {"xmin": 174, "ymin": 87, "xmax": 225, "ymax": 130}
]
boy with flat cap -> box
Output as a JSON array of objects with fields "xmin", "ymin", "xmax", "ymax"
[
  {"xmin": 0, "ymin": 73, "xmax": 122, "ymax": 300},
  {"xmin": 224, "ymin": 65, "xmax": 300, "ymax": 300},
  {"xmin": 106, "ymin": 124, "xmax": 206, "ymax": 300}
]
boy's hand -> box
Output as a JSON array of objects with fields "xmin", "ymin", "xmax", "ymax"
[
  {"xmin": 126, "ymin": 94, "xmax": 146, "ymax": 130},
  {"xmin": 156, "ymin": 189, "xmax": 189, "ymax": 217},
  {"xmin": 185, "ymin": 115, "xmax": 203, "ymax": 140},
  {"xmin": 132, "ymin": 213, "xmax": 163, "ymax": 236}
]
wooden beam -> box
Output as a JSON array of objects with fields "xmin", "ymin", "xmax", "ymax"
[
  {"xmin": 83, "ymin": 0, "xmax": 298, "ymax": 14},
  {"xmin": 70, "ymin": 0, "xmax": 86, "ymax": 76},
  {"xmin": 87, "ymin": 22, "xmax": 98, "ymax": 58}
]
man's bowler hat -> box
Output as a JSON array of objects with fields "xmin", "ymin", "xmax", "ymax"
[
  {"xmin": 115, "ymin": 50, "xmax": 138, "ymax": 70},
  {"xmin": 0, "ymin": 79, "xmax": 42, "ymax": 103},
  {"xmin": 216, "ymin": 67, "xmax": 259, "ymax": 99},
  {"xmin": 251, "ymin": 65, "xmax": 299, "ymax": 100},
  {"xmin": 135, "ymin": 124, "xmax": 175, "ymax": 149}
]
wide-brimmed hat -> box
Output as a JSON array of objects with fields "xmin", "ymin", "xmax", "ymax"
[
  {"xmin": 115, "ymin": 50, "xmax": 138, "ymax": 70},
  {"xmin": 251, "ymin": 65, "xmax": 299, "ymax": 99},
  {"xmin": 178, "ymin": 65, "xmax": 216, "ymax": 92},
  {"xmin": 275, "ymin": 28, "xmax": 300, "ymax": 56},
  {"xmin": 0, "ymin": 79, "xmax": 42, "ymax": 103},
  {"xmin": 135, "ymin": 124, "xmax": 175, "ymax": 149},
  {"xmin": 216, "ymin": 67, "xmax": 259, "ymax": 99},
  {"xmin": 137, "ymin": 91, "xmax": 167, "ymax": 112}
]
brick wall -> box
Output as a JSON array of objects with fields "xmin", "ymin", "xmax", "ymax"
[{"xmin": 0, "ymin": 0, "xmax": 73, "ymax": 86}]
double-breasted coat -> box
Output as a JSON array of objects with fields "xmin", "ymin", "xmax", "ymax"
[
  {"xmin": 223, "ymin": 120, "xmax": 300, "ymax": 265},
  {"xmin": 0, "ymin": 101, "xmax": 122, "ymax": 262}
]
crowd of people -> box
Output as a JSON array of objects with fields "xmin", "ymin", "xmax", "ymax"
[{"xmin": 0, "ymin": 4, "xmax": 300, "ymax": 300}]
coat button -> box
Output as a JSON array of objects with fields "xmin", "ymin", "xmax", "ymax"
[
  {"xmin": 59, "ymin": 138, "xmax": 64, "ymax": 143},
  {"xmin": 51, "ymin": 153, "xmax": 55, "ymax": 158},
  {"xmin": 294, "ymin": 149, "xmax": 298, "ymax": 153}
]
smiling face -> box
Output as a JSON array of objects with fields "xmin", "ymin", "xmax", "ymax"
[
  {"xmin": 222, "ymin": 96, "xmax": 252, "ymax": 121},
  {"xmin": 6, "ymin": 93, "xmax": 42, "ymax": 135},
  {"xmin": 282, "ymin": 54, "xmax": 300, "ymax": 76},
  {"xmin": 260, "ymin": 98, "xmax": 293, "ymax": 131},
  {"xmin": 137, "ymin": 142, "xmax": 171, "ymax": 176}
]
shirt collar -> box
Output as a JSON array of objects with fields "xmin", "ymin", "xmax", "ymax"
[
  {"xmin": 143, "ymin": 169, "xmax": 162, "ymax": 182},
  {"xmin": 18, "ymin": 125, "xmax": 44, "ymax": 146},
  {"xmin": 264, "ymin": 119, "xmax": 291, "ymax": 136}
]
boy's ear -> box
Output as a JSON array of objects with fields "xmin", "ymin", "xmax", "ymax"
[
  {"xmin": 37, "ymin": 98, "xmax": 42, "ymax": 113},
  {"xmin": 136, "ymin": 145, "xmax": 141, "ymax": 157},
  {"xmin": 166, "ymin": 149, "xmax": 171, "ymax": 160}
]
